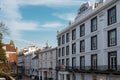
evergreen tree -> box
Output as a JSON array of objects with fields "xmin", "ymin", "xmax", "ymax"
[
  {"xmin": 0, "ymin": 22, "xmax": 8, "ymax": 63},
  {"xmin": 0, "ymin": 33, "xmax": 9, "ymax": 75},
  {"xmin": 0, "ymin": 33, "xmax": 7, "ymax": 63},
  {"xmin": 0, "ymin": 23, "xmax": 11, "ymax": 79}
]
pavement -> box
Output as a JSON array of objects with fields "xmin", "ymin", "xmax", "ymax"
[{"xmin": 22, "ymin": 76, "xmax": 32, "ymax": 80}]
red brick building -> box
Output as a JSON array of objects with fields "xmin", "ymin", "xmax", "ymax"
[{"xmin": 3, "ymin": 40, "xmax": 18, "ymax": 75}]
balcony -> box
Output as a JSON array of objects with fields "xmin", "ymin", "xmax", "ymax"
[
  {"xmin": 39, "ymin": 67, "xmax": 53, "ymax": 70},
  {"xmin": 56, "ymin": 65, "xmax": 120, "ymax": 75}
]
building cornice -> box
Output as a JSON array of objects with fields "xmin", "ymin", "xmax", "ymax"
[
  {"xmin": 38, "ymin": 47, "xmax": 57, "ymax": 54},
  {"xmin": 57, "ymin": 0, "xmax": 118, "ymax": 36}
]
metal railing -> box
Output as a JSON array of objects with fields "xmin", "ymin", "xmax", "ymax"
[{"xmin": 56, "ymin": 65, "xmax": 120, "ymax": 74}]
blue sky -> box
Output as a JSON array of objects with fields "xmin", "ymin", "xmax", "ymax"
[{"xmin": 0, "ymin": 0, "xmax": 98, "ymax": 49}]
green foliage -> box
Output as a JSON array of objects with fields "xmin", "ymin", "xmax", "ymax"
[
  {"xmin": 0, "ymin": 41, "xmax": 7, "ymax": 63},
  {"xmin": 0, "ymin": 22, "xmax": 8, "ymax": 63},
  {"xmin": 0, "ymin": 23, "xmax": 12, "ymax": 78}
]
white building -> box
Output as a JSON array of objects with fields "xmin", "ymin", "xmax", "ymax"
[
  {"xmin": 38, "ymin": 46, "xmax": 57, "ymax": 80},
  {"xmin": 23, "ymin": 46, "xmax": 39, "ymax": 76},
  {"xmin": 31, "ymin": 52, "xmax": 39, "ymax": 79},
  {"xmin": 57, "ymin": 0, "xmax": 120, "ymax": 80},
  {"xmin": 18, "ymin": 51, "xmax": 25, "ymax": 77}
]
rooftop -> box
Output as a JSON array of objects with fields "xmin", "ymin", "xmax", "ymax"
[
  {"xmin": 57, "ymin": 0, "xmax": 115, "ymax": 36},
  {"xmin": 3, "ymin": 40, "xmax": 17, "ymax": 52}
]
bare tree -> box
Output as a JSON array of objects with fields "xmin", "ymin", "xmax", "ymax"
[
  {"xmin": 0, "ymin": 22, "xmax": 9, "ymax": 37},
  {"xmin": 0, "ymin": 22, "xmax": 14, "ymax": 79}
]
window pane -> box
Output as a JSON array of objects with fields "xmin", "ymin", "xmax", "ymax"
[
  {"xmin": 58, "ymin": 48, "xmax": 61, "ymax": 57},
  {"xmin": 91, "ymin": 17, "xmax": 97, "ymax": 32},
  {"xmin": 72, "ymin": 43, "xmax": 76, "ymax": 54},
  {"xmin": 108, "ymin": 6, "xmax": 116, "ymax": 25},
  {"xmin": 80, "ymin": 24, "xmax": 85, "ymax": 37},
  {"xmin": 62, "ymin": 35, "xmax": 65, "ymax": 44},
  {"xmin": 62, "ymin": 59, "xmax": 64, "ymax": 65},
  {"xmin": 91, "ymin": 35, "xmax": 97, "ymax": 50},
  {"xmin": 66, "ymin": 58, "xmax": 69, "ymax": 67},
  {"xmin": 108, "ymin": 51, "xmax": 117, "ymax": 70},
  {"xmin": 72, "ymin": 57, "xmax": 76, "ymax": 67},
  {"xmin": 108, "ymin": 29, "xmax": 117, "ymax": 47},
  {"xmin": 62, "ymin": 47, "xmax": 65, "ymax": 56},
  {"xmin": 66, "ymin": 33, "xmax": 69, "ymax": 43},
  {"xmin": 72, "ymin": 29, "xmax": 76, "ymax": 40},
  {"xmin": 66, "ymin": 46, "xmax": 69, "ymax": 55},
  {"xmin": 80, "ymin": 56, "xmax": 85, "ymax": 69},
  {"xmin": 80, "ymin": 40, "xmax": 85, "ymax": 52},
  {"xmin": 58, "ymin": 37, "xmax": 61, "ymax": 46},
  {"xmin": 91, "ymin": 54, "xmax": 97, "ymax": 70}
]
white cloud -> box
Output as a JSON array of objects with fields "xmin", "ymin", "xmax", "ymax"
[
  {"xmin": 8, "ymin": 21, "xmax": 38, "ymax": 31},
  {"xmin": 0, "ymin": 0, "xmax": 41, "ymax": 40},
  {"xmin": 4, "ymin": 36, "xmax": 44, "ymax": 49},
  {"xmin": 1, "ymin": 0, "xmax": 21, "ymax": 20},
  {"xmin": 53, "ymin": 13, "xmax": 76, "ymax": 21},
  {"xmin": 0, "ymin": 0, "xmax": 97, "ymax": 48},
  {"xmin": 41, "ymin": 22, "xmax": 63, "ymax": 28},
  {"xmin": 18, "ymin": 0, "xmax": 86, "ymax": 7}
]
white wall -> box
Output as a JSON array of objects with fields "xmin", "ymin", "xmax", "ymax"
[
  {"xmin": 38, "ymin": 48, "xmax": 57, "ymax": 80},
  {"xmin": 57, "ymin": 0, "xmax": 120, "ymax": 80}
]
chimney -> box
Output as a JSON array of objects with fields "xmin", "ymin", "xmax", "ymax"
[
  {"xmin": 94, "ymin": 3, "xmax": 99, "ymax": 8},
  {"xmin": 101, "ymin": 0, "xmax": 106, "ymax": 2},
  {"xmin": 99, "ymin": 0, "xmax": 106, "ymax": 3}
]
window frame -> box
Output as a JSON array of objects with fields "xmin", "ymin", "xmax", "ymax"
[
  {"xmin": 72, "ymin": 57, "xmax": 76, "ymax": 67},
  {"xmin": 66, "ymin": 58, "xmax": 69, "ymax": 67},
  {"xmin": 72, "ymin": 29, "xmax": 76, "ymax": 40},
  {"xmin": 72, "ymin": 43, "xmax": 76, "ymax": 54},
  {"xmin": 91, "ymin": 54, "xmax": 97, "ymax": 70},
  {"xmin": 108, "ymin": 51, "xmax": 117, "ymax": 70},
  {"xmin": 62, "ymin": 35, "xmax": 65, "ymax": 44},
  {"xmin": 58, "ymin": 37, "xmax": 61, "ymax": 46},
  {"xmin": 108, "ymin": 6, "xmax": 117, "ymax": 25},
  {"xmin": 108, "ymin": 28, "xmax": 117, "ymax": 47},
  {"xmin": 91, "ymin": 35, "xmax": 97, "ymax": 50},
  {"xmin": 91, "ymin": 16, "xmax": 97, "ymax": 32},
  {"xmin": 58, "ymin": 48, "xmax": 61, "ymax": 57},
  {"xmin": 62, "ymin": 59, "xmax": 64, "ymax": 65},
  {"xmin": 80, "ymin": 56, "xmax": 85, "ymax": 70},
  {"xmin": 66, "ymin": 33, "xmax": 69, "ymax": 43},
  {"xmin": 80, "ymin": 24, "xmax": 85, "ymax": 37},
  {"xmin": 66, "ymin": 45, "xmax": 69, "ymax": 55},
  {"xmin": 80, "ymin": 40, "xmax": 85, "ymax": 52},
  {"xmin": 62, "ymin": 47, "xmax": 65, "ymax": 56},
  {"xmin": 58, "ymin": 60, "xmax": 61, "ymax": 66}
]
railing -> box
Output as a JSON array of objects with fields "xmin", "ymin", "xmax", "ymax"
[
  {"xmin": 39, "ymin": 67, "xmax": 53, "ymax": 70},
  {"xmin": 56, "ymin": 65, "xmax": 120, "ymax": 74},
  {"xmin": 43, "ymin": 77, "xmax": 53, "ymax": 80}
]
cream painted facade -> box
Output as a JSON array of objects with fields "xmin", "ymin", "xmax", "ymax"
[
  {"xmin": 22, "ymin": 46, "xmax": 39, "ymax": 76},
  {"xmin": 31, "ymin": 54, "xmax": 39, "ymax": 79},
  {"xmin": 57, "ymin": 0, "xmax": 120, "ymax": 80},
  {"xmin": 38, "ymin": 47, "xmax": 57, "ymax": 80}
]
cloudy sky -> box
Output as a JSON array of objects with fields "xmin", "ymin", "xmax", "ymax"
[{"xmin": 0, "ymin": 0, "xmax": 98, "ymax": 49}]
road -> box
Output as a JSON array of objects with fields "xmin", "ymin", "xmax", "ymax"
[{"xmin": 21, "ymin": 76, "xmax": 32, "ymax": 80}]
